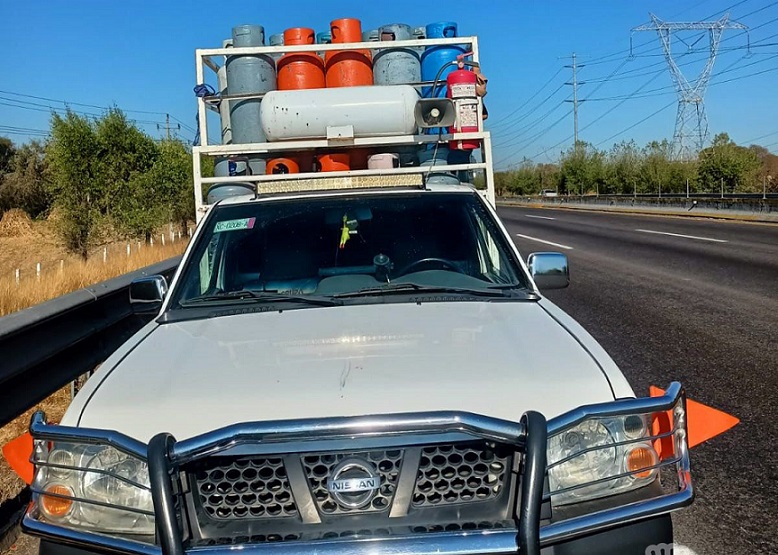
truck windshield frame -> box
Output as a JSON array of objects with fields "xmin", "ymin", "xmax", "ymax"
[{"xmin": 168, "ymin": 192, "xmax": 530, "ymax": 311}]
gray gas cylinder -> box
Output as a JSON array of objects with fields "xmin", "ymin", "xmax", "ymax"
[
  {"xmin": 208, "ymin": 158, "xmax": 255, "ymax": 204},
  {"xmin": 217, "ymin": 40, "xmax": 232, "ymax": 144},
  {"xmin": 419, "ymin": 147, "xmax": 461, "ymax": 184},
  {"xmin": 269, "ymin": 33, "xmax": 284, "ymax": 61},
  {"xmin": 225, "ymin": 25, "xmax": 276, "ymax": 145},
  {"xmin": 412, "ymin": 26, "xmax": 426, "ymax": 53},
  {"xmin": 373, "ymin": 24, "xmax": 420, "ymax": 86},
  {"xmin": 362, "ymin": 29, "xmax": 379, "ymax": 42}
]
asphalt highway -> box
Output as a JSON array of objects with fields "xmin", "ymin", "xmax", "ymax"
[{"xmin": 499, "ymin": 206, "xmax": 778, "ymax": 555}]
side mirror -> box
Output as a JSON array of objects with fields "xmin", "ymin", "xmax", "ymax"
[
  {"xmin": 527, "ymin": 252, "xmax": 569, "ymax": 290},
  {"xmin": 130, "ymin": 275, "xmax": 168, "ymax": 315}
]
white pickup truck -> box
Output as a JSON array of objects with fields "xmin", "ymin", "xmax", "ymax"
[{"xmin": 22, "ymin": 30, "xmax": 692, "ymax": 555}]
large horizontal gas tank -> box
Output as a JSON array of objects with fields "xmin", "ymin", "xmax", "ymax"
[{"xmin": 260, "ymin": 85, "xmax": 420, "ymax": 141}]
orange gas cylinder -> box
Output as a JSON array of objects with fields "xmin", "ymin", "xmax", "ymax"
[
  {"xmin": 266, "ymin": 158, "xmax": 300, "ymax": 174},
  {"xmin": 316, "ymin": 153, "xmax": 351, "ymax": 172},
  {"xmin": 325, "ymin": 18, "xmax": 373, "ymax": 87},
  {"xmin": 277, "ymin": 27, "xmax": 326, "ymax": 90}
]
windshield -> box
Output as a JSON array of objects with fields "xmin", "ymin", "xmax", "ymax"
[{"xmin": 170, "ymin": 192, "xmax": 528, "ymax": 309}]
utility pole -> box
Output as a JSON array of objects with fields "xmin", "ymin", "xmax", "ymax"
[
  {"xmin": 562, "ymin": 53, "xmax": 583, "ymax": 149},
  {"xmin": 157, "ymin": 113, "xmax": 181, "ymax": 140}
]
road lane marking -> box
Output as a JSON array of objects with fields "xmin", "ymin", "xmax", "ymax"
[
  {"xmin": 515, "ymin": 234, "xmax": 573, "ymax": 250},
  {"xmin": 525, "ymin": 214, "xmax": 556, "ymax": 220},
  {"xmin": 636, "ymin": 229, "xmax": 728, "ymax": 243}
]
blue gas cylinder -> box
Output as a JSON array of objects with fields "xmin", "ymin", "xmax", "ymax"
[
  {"xmin": 420, "ymin": 22, "xmax": 465, "ymax": 98},
  {"xmin": 373, "ymin": 23, "xmax": 420, "ymax": 85},
  {"xmin": 316, "ymin": 31, "xmax": 332, "ymax": 44}
]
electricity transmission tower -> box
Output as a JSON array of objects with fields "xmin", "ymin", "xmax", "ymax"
[{"xmin": 632, "ymin": 13, "xmax": 748, "ymax": 160}]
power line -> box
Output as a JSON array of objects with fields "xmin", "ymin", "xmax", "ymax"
[
  {"xmin": 489, "ymin": 82, "xmax": 568, "ymax": 138},
  {"xmin": 492, "ymin": 98, "xmax": 570, "ymax": 149},
  {"xmin": 595, "ymin": 100, "xmax": 678, "ymax": 148},
  {"xmin": 488, "ymin": 68, "xmax": 564, "ymax": 128},
  {"xmin": 0, "ymin": 88, "xmax": 197, "ymax": 135},
  {"xmin": 494, "ymin": 108, "xmax": 573, "ymax": 168},
  {"xmin": 527, "ymin": 66, "xmax": 669, "ymax": 162}
]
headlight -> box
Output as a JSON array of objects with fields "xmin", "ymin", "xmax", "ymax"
[
  {"xmin": 547, "ymin": 414, "xmax": 659, "ymax": 506},
  {"xmin": 32, "ymin": 442, "xmax": 154, "ymax": 537}
]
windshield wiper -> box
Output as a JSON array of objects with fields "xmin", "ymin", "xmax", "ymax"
[
  {"xmin": 181, "ymin": 290, "xmax": 341, "ymax": 307},
  {"xmin": 332, "ymin": 283, "xmax": 520, "ymax": 299}
]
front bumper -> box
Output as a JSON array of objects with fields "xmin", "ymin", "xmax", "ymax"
[{"xmin": 23, "ymin": 383, "xmax": 692, "ymax": 555}]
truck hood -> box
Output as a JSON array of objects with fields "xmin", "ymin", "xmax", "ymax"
[{"xmin": 76, "ymin": 301, "xmax": 616, "ymax": 442}]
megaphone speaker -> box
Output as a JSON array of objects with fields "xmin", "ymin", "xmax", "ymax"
[{"xmin": 414, "ymin": 98, "xmax": 456, "ymax": 128}]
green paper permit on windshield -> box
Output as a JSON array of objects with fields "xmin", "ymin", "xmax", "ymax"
[{"xmin": 214, "ymin": 217, "xmax": 256, "ymax": 233}]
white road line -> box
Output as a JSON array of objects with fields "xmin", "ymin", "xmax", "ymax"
[
  {"xmin": 636, "ymin": 229, "xmax": 728, "ymax": 243},
  {"xmin": 525, "ymin": 214, "xmax": 556, "ymax": 220},
  {"xmin": 515, "ymin": 234, "xmax": 573, "ymax": 250}
]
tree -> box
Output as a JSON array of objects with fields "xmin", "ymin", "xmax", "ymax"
[
  {"xmin": 0, "ymin": 141, "xmax": 52, "ymax": 217},
  {"xmin": 119, "ymin": 139, "xmax": 193, "ymax": 240},
  {"xmin": 605, "ymin": 140, "xmax": 642, "ymax": 195},
  {"xmin": 559, "ymin": 141, "xmax": 605, "ymax": 195},
  {"xmin": 639, "ymin": 140, "xmax": 674, "ymax": 195},
  {"xmin": 94, "ymin": 108, "xmax": 157, "ymax": 218},
  {"xmin": 48, "ymin": 110, "xmax": 101, "ymax": 259},
  {"xmin": 0, "ymin": 137, "xmax": 15, "ymax": 175},
  {"xmin": 698, "ymin": 133, "xmax": 760, "ymax": 193}
]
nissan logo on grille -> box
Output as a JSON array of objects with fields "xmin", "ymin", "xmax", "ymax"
[{"xmin": 327, "ymin": 458, "xmax": 381, "ymax": 509}]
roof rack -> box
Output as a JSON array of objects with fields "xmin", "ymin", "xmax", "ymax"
[{"xmin": 192, "ymin": 36, "xmax": 496, "ymax": 222}]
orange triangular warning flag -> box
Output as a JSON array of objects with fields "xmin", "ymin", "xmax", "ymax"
[
  {"xmin": 2, "ymin": 432, "xmax": 34, "ymax": 485},
  {"xmin": 650, "ymin": 385, "xmax": 739, "ymax": 451}
]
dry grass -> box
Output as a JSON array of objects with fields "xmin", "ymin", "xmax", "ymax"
[
  {"xmin": 0, "ymin": 210, "xmax": 33, "ymax": 238},
  {"xmin": 0, "ymin": 241, "xmax": 186, "ymax": 317},
  {"xmin": 0, "ymin": 229, "xmax": 188, "ymax": 504}
]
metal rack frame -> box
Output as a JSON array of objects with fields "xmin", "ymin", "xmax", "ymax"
[{"xmin": 192, "ymin": 36, "xmax": 496, "ymax": 223}]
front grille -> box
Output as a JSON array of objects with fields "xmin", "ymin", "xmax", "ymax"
[
  {"xmin": 190, "ymin": 456, "xmax": 298, "ymax": 520},
  {"xmin": 412, "ymin": 443, "xmax": 511, "ymax": 507},
  {"xmin": 183, "ymin": 441, "xmax": 516, "ymax": 545},
  {"xmin": 303, "ymin": 450, "xmax": 402, "ymax": 515}
]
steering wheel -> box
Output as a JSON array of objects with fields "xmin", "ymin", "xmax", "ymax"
[{"xmin": 395, "ymin": 257, "xmax": 465, "ymax": 276}]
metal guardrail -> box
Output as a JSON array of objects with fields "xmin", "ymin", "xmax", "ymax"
[{"xmin": 0, "ymin": 257, "xmax": 180, "ymax": 428}]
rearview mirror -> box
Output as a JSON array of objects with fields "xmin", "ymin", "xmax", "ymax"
[
  {"xmin": 527, "ymin": 252, "xmax": 569, "ymax": 290},
  {"xmin": 130, "ymin": 275, "xmax": 168, "ymax": 315}
]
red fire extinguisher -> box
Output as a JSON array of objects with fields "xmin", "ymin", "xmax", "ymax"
[{"xmin": 447, "ymin": 55, "xmax": 480, "ymax": 150}]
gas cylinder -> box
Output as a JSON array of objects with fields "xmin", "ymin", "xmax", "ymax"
[
  {"xmin": 362, "ymin": 29, "xmax": 379, "ymax": 42},
  {"xmin": 420, "ymin": 22, "xmax": 465, "ymax": 98},
  {"xmin": 447, "ymin": 66, "xmax": 480, "ymax": 150},
  {"xmin": 325, "ymin": 18, "xmax": 373, "ymax": 87},
  {"xmin": 208, "ymin": 157, "xmax": 255, "ymax": 203},
  {"xmin": 373, "ymin": 23, "xmax": 421, "ymax": 86},
  {"xmin": 418, "ymin": 148, "xmax": 460, "ymax": 184},
  {"xmin": 411, "ymin": 26, "xmax": 426, "ymax": 54},
  {"xmin": 316, "ymin": 31, "xmax": 332, "ymax": 44},
  {"xmin": 266, "ymin": 158, "xmax": 300, "ymax": 174},
  {"xmin": 277, "ymin": 27, "xmax": 325, "ymax": 90},
  {"xmin": 316, "ymin": 153, "xmax": 351, "ymax": 172},
  {"xmin": 268, "ymin": 33, "xmax": 285, "ymax": 60},
  {"xmin": 225, "ymin": 25, "xmax": 277, "ymax": 144},
  {"xmin": 260, "ymin": 85, "xmax": 419, "ymax": 141}
]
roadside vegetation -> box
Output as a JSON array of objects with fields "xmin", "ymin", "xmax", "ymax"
[
  {"xmin": 0, "ymin": 108, "xmax": 200, "ymax": 261},
  {"xmin": 495, "ymin": 134, "xmax": 778, "ymax": 197}
]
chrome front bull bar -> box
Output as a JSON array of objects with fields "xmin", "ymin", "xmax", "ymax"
[{"xmin": 23, "ymin": 383, "xmax": 692, "ymax": 555}]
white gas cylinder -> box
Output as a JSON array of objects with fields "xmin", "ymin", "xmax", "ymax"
[{"xmin": 260, "ymin": 85, "xmax": 420, "ymax": 141}]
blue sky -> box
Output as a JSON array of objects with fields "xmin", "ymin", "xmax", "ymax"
[{"xmin": 1, "ymin": 0, "xmax": 776, "ymax": 169}]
